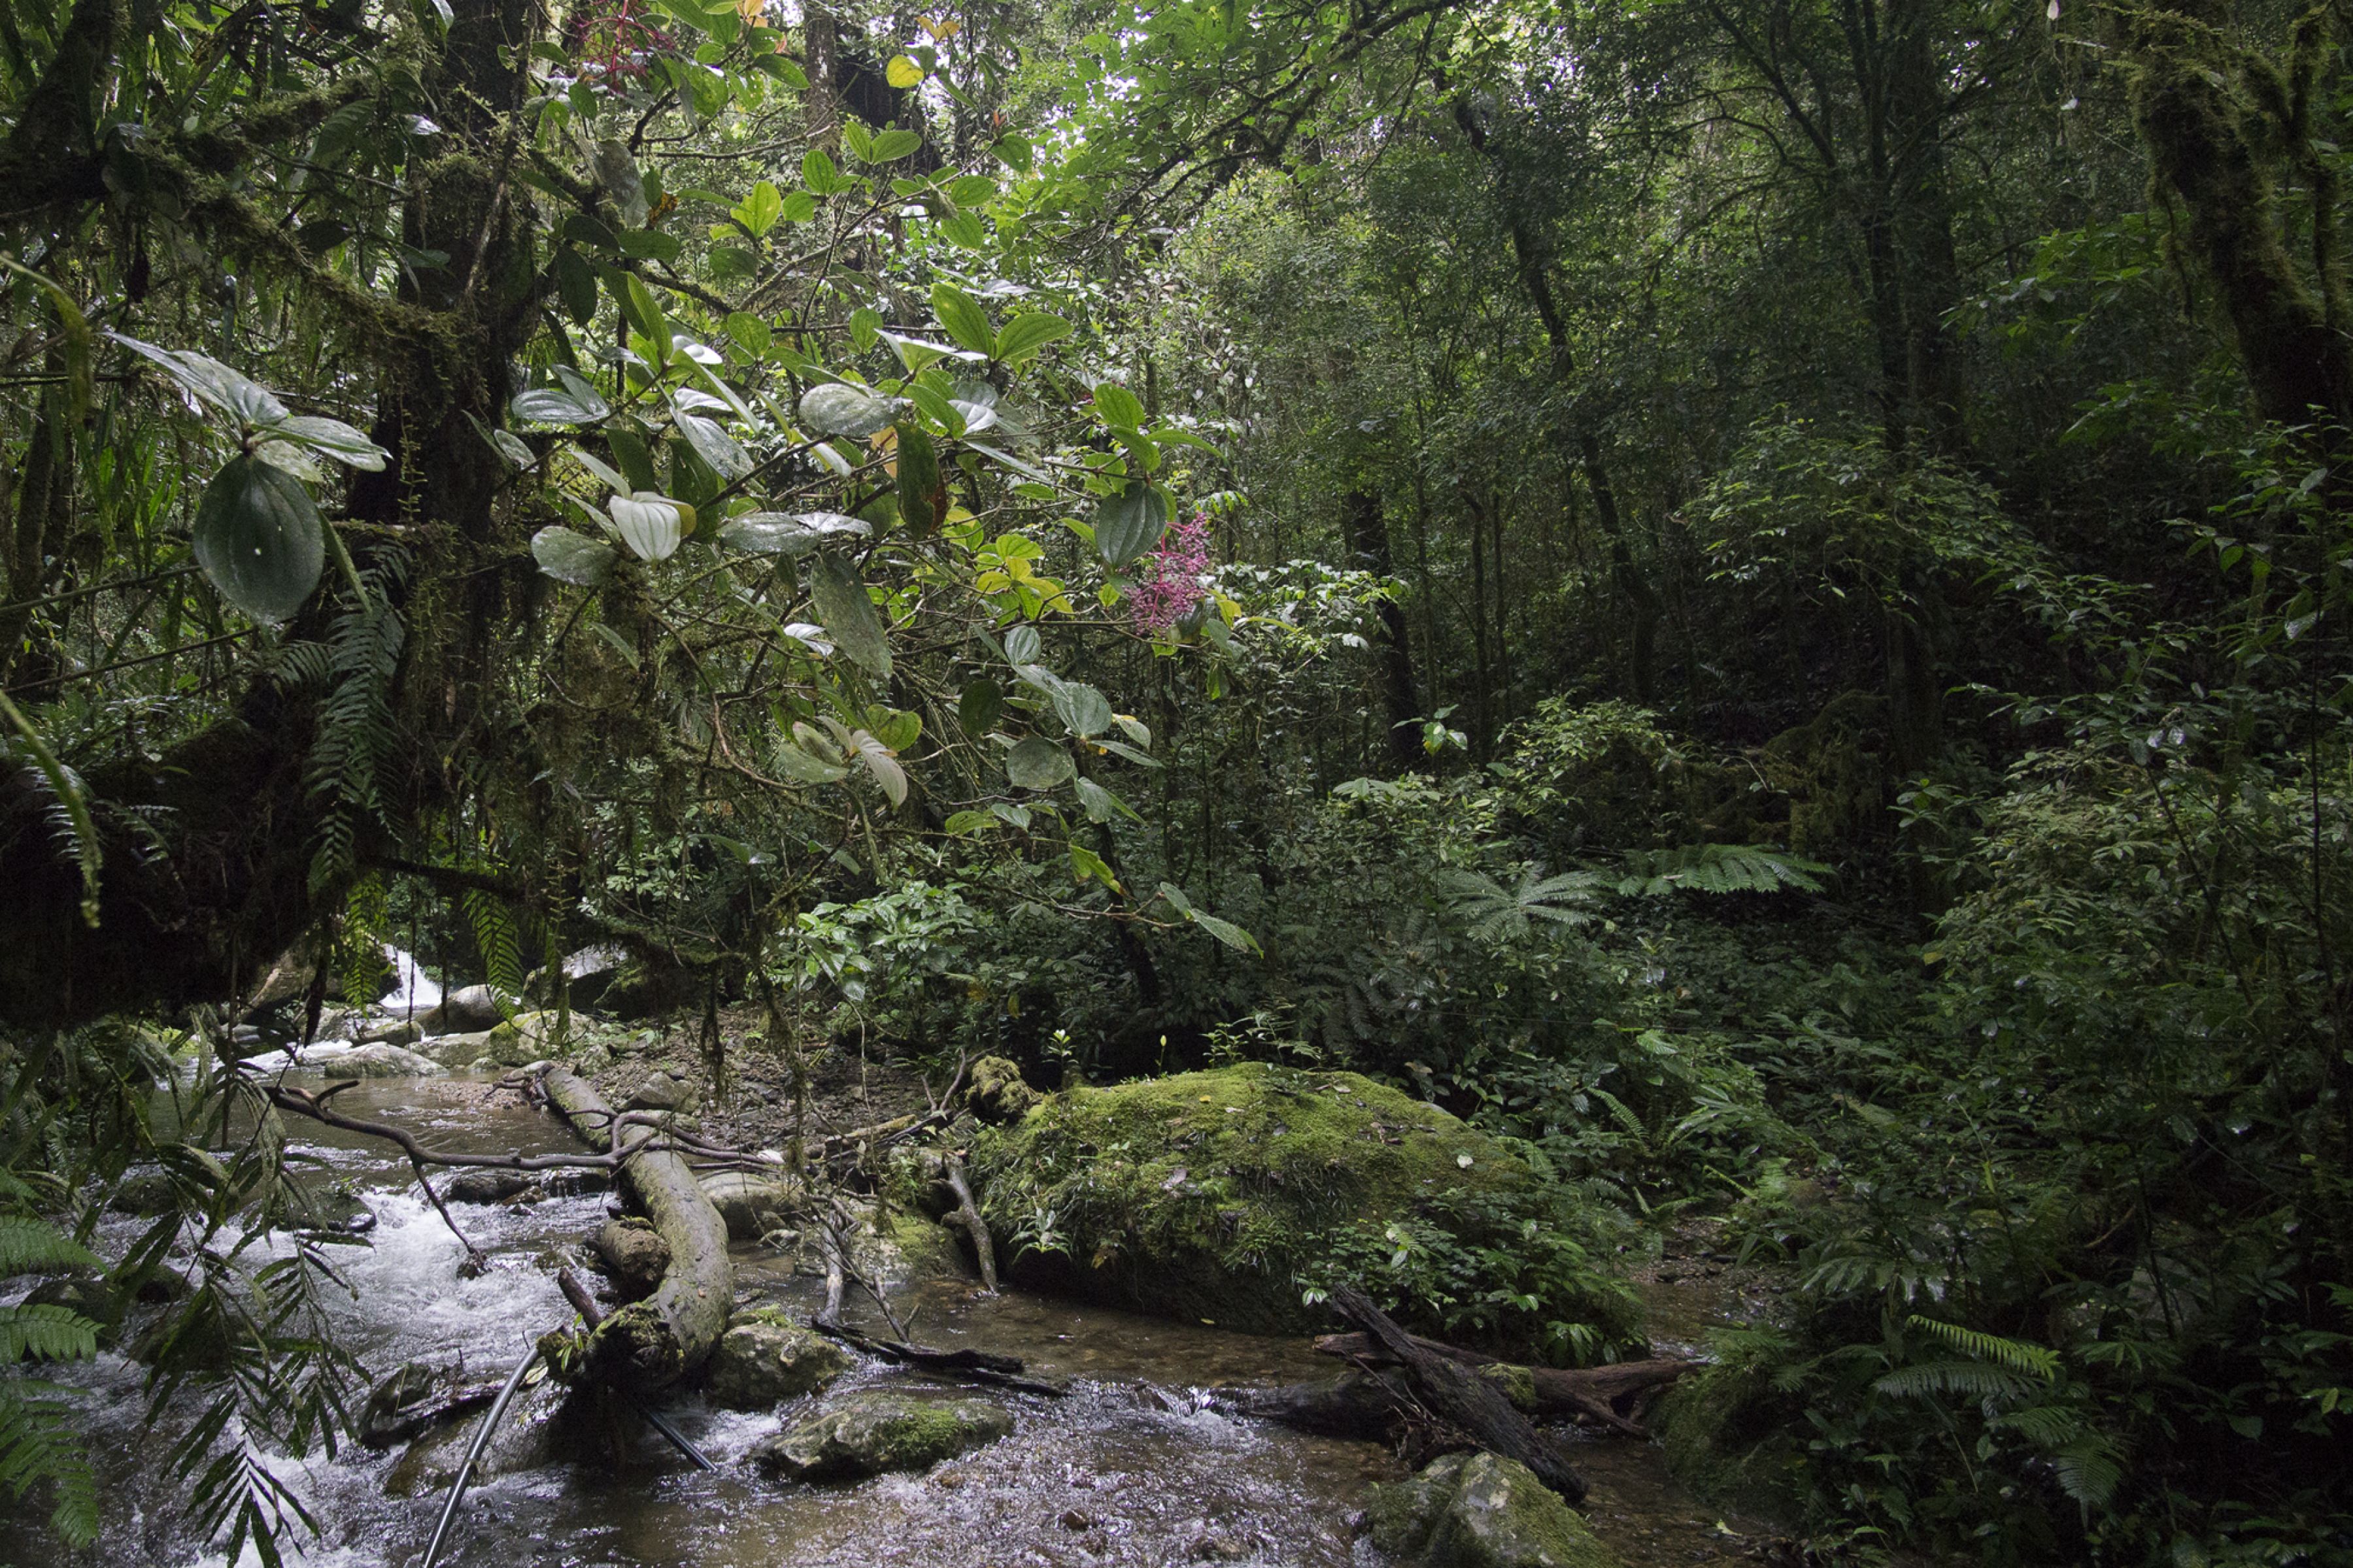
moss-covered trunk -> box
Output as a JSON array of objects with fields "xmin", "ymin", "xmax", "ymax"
[{"xmin": 539, "ymin": 1067, "xmax": 733, "ymax": 1391}]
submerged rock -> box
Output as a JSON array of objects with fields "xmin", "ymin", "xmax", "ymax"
[
  {"xmin": 443, "ymin": 1169, "xmax": 537, "ymax": 1205},
  {"xmin": 1368, "ymin": 1452, "xmax": 1615, "ymax": 1568},
  {"xmin": 703, "ymin": 1309, "xmax": 851, "ymax": 1409},
  {"xmin": 749, "ymin": 1391, "xmax": 1013, "ymax": 1481},
  {"xmin": 384, "ymin": 1374, "xmax": 573, "ymax": 1497},
  {"xmin": 972, "ymin": 1063, "xmax": 1552, "ymax": 1333},
  {"xmin": 109, "ymin": 1169, "xmax": 178, "ymax": 1217}
]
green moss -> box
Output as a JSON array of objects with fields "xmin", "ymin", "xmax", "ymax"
[
  {"xmin": 970, "ymin": 1062, "xmax": 1533, "ymax": 1333},
  {"xmin": 1480, "ymin": 1361, "xmax": 1539, "ymax": 1412}
]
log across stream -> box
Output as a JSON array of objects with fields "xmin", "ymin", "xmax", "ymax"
[{"xmin": 3, "ymin": 1071, "xmax": 1772, "ymax": 1568}]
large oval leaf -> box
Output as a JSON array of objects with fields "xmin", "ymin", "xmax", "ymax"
[
  {"xmin": 265, "ymin": 414, "xmax": 389, "ymax": 471},
  {"xmin": 895, "ymin": 424, "xmax": 946, "ymax": 538},
  {"xmin": 672, "ymin": 410, "xmax": 751, "ymax": 480},
  {"xmin": 1052, "ymin": 680, "xmax": 1114, "ymax": 738},
  {"xmin": 958, "ymin": 678, "xmax": 1004, "ymax": 735},
  {"xmin": 800, "ymin": 382, "xmax": 895, "ymax": 439},
  {"xmin": 192, "ymin": 455, "xmax": 325, "ymax": 623},
  {"xmin": 809, "ymin": 550, "xmax": 892, "ymax": 678},
  {"xmin": 1094, "ymin": 484, "xmax": 1169, "ymax": 567},
  {"xmin": 1006, "ymin": 736, "xmax": 1074, "ymax": 790},
  {"xmin": 513, "ymin": 383, "xmax": 609, "ymax": 425},
  {"xmin": 532, "ymin": 524, "xmax": 617, "ymax": 586},
  {"xmin": 717, "ymin": 512, "xmax": 871, "ymax": 556},
  {"xmin": 610, "ymin": 493, "xmax": 689, "ymax": 561}
]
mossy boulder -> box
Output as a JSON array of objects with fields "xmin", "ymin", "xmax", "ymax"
[
  {"xmin": 748, "ymin": 1391, "xmax": 1013, "ymax": 1480},
  {"xmin": 703, "ymin": 1309, "xmax": 851, "ymax": 1409},
  {"xmin": 1369, "ymin": 1452, "xmax": 1616, "ymax": 1568},
  {"xmin": 968, "ymin": 1062, "xmax": 1532, "ymax": 1334},
  {"xmin": 965, "ymin": 1055, "xmax": 1041, "ymax": 1122}
]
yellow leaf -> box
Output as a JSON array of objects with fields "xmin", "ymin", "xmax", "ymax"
[{"xmin": 885, "ymin": 54, "xmax": 924, "ymax": 88}]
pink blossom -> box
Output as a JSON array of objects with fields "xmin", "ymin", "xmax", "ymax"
[{"xmin": 1129, "ymin": 512, "xmax": 1212, "ymax": 635}]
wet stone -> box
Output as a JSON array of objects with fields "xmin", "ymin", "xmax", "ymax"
[
  {"xmin": 749, "ymin": 1391, "xmax": 1015, "ymax": 1482},
  {"xmin": 443, "ymin": 1169, "xmax": 537, "ymax": 1205},
  {"xmin": 703, "ymin": 1309, "xmax": 851, "ymax": 1409},
  {"xmin": 1368, "ymin": 1451, "xmax": 1617, "ymax": 1568}
]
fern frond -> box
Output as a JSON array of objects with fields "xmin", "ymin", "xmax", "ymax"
[
  {"xmin": 0, "ymin": 1216, "xmax": 101, "ymax": 1278},
  {"xmin": 0, "ymin": 692, "xmax": 103, "ymax": 926},
  {"xmin": 0, "ymin": 1305, "xmax": 100, "ymax": 1363},
  {"xmin": 2052, "ymin": 1436, "xmax": 2122, "ymax": 1507},
  {"xmin": 1872, "ymin": 1359, "xmax": 2037, "ymax": 1401},
  {"xmin": 1989, "ymin": 1403, "xmax": 2085, "ymax": 1447},
  {"xmin": 1908, "ymin": 1314, "xmax": 2059, "ymax": 1380},
  {"xmin": 0, "ymin": 1377, "xmax": 99, "ymax": 1545}
]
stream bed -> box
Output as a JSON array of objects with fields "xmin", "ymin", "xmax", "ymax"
[{"xmin": 8, "ymin": 1074, "xmax": 1770, "ymax": 1568}]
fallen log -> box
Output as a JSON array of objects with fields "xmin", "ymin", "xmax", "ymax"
[
  {"xmin": 807, "ymin": 1318, "xmax": 1068, "ymax": 1398},
  {"xmin": 537, "ymin": 1067, "xmax": 732, "ymax": 1392},
  {"xmin": 1312, "ymin": 1332, "xmax": 1697, "ymax": 1435},
  {"xmin": 1329, "ymin": 1285, "xmax": 1588, "ymax": 1507}
]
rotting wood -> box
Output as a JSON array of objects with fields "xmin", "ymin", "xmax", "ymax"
[
  {"xmin": 1312, "ymin": 1331, "xmax": 1697, "ymax": 1435},
  {"xmin": 1329, "ymin": 1285, "xmax": 1589, "ymax": 1506},
  {"xmin": 537, "ymin": 1066, "xmax": 732, "ymax": 1392},
  {"xmin": 807, "ymin": 1318, "xmax": 1068, "ymax": 1398}
]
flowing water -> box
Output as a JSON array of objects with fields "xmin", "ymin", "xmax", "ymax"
[{"xmin": 8, "ymin": 1074, "xmax": 1771, "ymax": 1568}]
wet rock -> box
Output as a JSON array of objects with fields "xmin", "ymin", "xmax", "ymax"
[
  {"xmin": 359, "ymin": 1362, "xmax": 446, "ymax": 1448},
  {"xmin": 526, "ymin": 944, "xmax": 628, "ymax": 1009},
  {"xmin": 699, "ymin": 1172, "xmax": 796, "ymax": 1242},
  {"xmin": 972, "ymin": 1062, "xmax": 1633, "ymax": 1336},
  {"xmin": 384, "ymin": 1374, "xmax": 572, "ymax": 1497},
  {"xmin": 965, "ymin": 1055, "xmax": 1042, "ymax": 1123},
  {"xmin": 1368, "ymin": 1452, "xmax": 1615, "ymax": 1568},
  {"xmin": 443, "ymin": 1169, "xmax": 537, "ymax": 1205},
  {"xmin": 357, "ymin": 1018, "xmax": 424, "ymax": 1048},
  {"xmin": 590, "ymin": 1217, "xmax": 671, "ymax": 1297},
  {"xmin": 305, "ymin": 1042, "xmax": 441, "ymax": 1078},
  {"xmin": 289, "ymin": 1186, "xmax": 377, "ymax": 1236},
  {"xmin": 109, "ymin": 1169, "xmax": 179, "ymax": 1217},
  {"xmin": 1189, "ymin": 1533, "xmax": 1253, "ymax": 1561},
  {"xmin": 624, "ymin": 1069, "xmax": 696, "ymax": 1113},
  {"xmin": 703, "ymin": 1309, "xmax": 851, "ymax": 1409},
  {"xmin": 430, "ymin": 984, "xmax": 503, "ymax": 1033},
  {"xmin": 749, "ymin": 1391, "xmax": 1013, "ymax": 1482},
  {"xmin": 420, "ymin": 1029, "xmax": 499, "ymax": 1068}
]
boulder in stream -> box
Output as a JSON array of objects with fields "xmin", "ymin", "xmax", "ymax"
[
  {"xmin": 304, "ymin": 1041, "xmax": 441, "ymax": 1077},
  {"xmin": 703, "ymin": 1309, "xmax": 851, "ymax": 1409},
  {"xmin": 749, "ymin": 1390, "xmax": 1013, "ymax": 1481},
  {"xmin": 443, "ymin": 1169, "xmax": 537, "ymax": 1205},
  {"xmin": 1368, "ymin": 1451, "xmax": 1616, "ymax": 1568},
  {"xmin": 698, "ymin": 1171, "xmax": 796, "ymax": 1242},
  {"xmin": 971, "ymin": 1062, "xmax": 1615, "ymax": 1335},
  {"xmin": 384, "ymin": 1374, "xmax": 573, "ymax": 1497}
]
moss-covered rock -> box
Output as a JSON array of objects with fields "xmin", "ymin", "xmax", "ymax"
[
  {"xmin": 969, "ymin": 1063, "xmax": 1534, "ymax": 1334},
  {"xmin": 966, "ymin": 1055, "xmax": 1041, "ymax": 1122},
  {"xmin": 704, "ymin": 1309, "xmax": 852, "ymax": 1409},
  {"xmin": 1369, "ymin": 1452, "xmax": 1616, "ymax": 1568},
  {"xmin": 749, "ymin": 1391, "xmax": 1013, "ymax": 1480}
]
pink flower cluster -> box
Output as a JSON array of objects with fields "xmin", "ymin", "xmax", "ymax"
[{"xmin": 1129, "ymin": 512, "xmax": 1212, "ymax": 635}]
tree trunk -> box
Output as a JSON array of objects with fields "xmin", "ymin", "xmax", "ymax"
[
  {"xmin": 1342, "ymin": 489, "xmax": 1421, "ymax": 769},
  {"xmin": 2122, "ymin": 1, "xmax": 2353, "ymax": 434}
]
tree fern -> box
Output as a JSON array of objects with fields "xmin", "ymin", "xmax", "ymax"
[
  {"xmin": 1614, "ymin": 843, "xmax": 1831, "ymax": 897},
  {"xmin": 284, "ymin": 552, "xmax": 407, "ymax": 897},
  {"xmin": 1439, "ymin": 865, "xmax": 1602, "ymax": 942}
]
